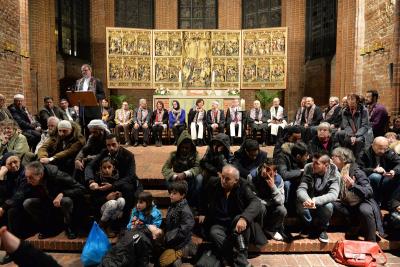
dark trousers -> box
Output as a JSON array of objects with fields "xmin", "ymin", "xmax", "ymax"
[
  {"xmin": 116, "ymin": 124, "xmax": 131, "ymax": 144},
  {"xmin": 131, "ymin": 126, "xmax": 150, "ymax": 144},
  {"xmin": 250, "ymin": 123, "xmax": 267, "ymax": 143},
  {"xmin": 209, "ymin": 223, "xmax": 250, "ymax": 267},
  {"xmin": 266, "ymin": 125, "xmax": 284, "ymax": 145},
  {"xmin": 337, "ymin": 131, "xmax": 365, "ymax": 159},
  {"xmin": 23, "ymin": 129, "xmax": 41, "ymax": 150},
  {"xmin": 333, "ymin": 201, "xmax": 377, "ymax": 241},
  {"xmin": 261, "ymin": 204, "xmax": 287, "ymax": 233},
  {"xmin": 152, "ymin": 125, "xmax": 164, "ymax": 143},
  {"xmin": 207, "ymin": 124, "xmax": 224, "ymax": 141},
  {"xmin": 23, "ymin": 197, "xmax": 74, "ymax": 233},
  {"xmin": 172, "ymin": 124, "xmax": 185, "ymax": 144}
]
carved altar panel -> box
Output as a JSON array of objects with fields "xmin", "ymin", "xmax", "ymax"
[
  {"xmin": 241, "ymin": 27, "xmax": 287, "ymax": 89},
  {"xmin": 106, "ymin": 27, "xmax": 152, "ymax": 88}
]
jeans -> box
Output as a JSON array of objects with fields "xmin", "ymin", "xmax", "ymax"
[
  {"xmin": 368, "ymin": 173, "xmax": 400, "ymax": 207},
  {"xmin": 260, "ymin": 204, "xmax": 287, "ymax": 232},
  {"xmin": 297, "ymin": 202, "xmax": 334, "ymax": 231}
]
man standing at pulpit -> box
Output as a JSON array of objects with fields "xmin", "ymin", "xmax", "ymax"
[
  {"xmin": 226, "ymin": 99, "xmax": 244, "ymax": 144},
  {"xmin": 206, "ymin": 101, "xmax": 225, "ymax": 142},
  {"xmin": 75, "ymin": 64, "xmax": 105, "ymax": 131}
]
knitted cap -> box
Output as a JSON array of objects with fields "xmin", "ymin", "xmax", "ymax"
[
  {"xmin": 87, "ymin": 119, "xmax": 110, "ymax": 134},
  {"xmin": 13, "ymin": 94, "xmax": 24, "ymax": 100},
  {"xmin": 58, "ymin": 120, "xmax": 72, "ymax": 130}
]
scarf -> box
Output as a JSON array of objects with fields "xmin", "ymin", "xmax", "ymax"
[
  {"xmin": 324, "ymin": 104, "xmax": 339, "ymax": 120},
  {"xmin": 229, "ymin": 107, "xmax": 242, "ymax": 122},
  {"xmin": 339, "ymin": 164, "xmax": 361, "ymax": 206},
  {"xmin": 155, "ymin": 109, "xmax": 164, "ymax": 123},
  {"xmin": 137, "ymin": 107, "xmax": 149, "ymax": 124},
  {"xmin": 270, "ymin": 105, "xmax": 284, "ymax": 120},
  {"xmin": 305, "ymin": 104, "xmax": 316, "ymax": 124},
  {"xmin": 117, "ymin": 109, "xmax": 131, "ymax": 123},
  {"xmin": 76, "ymin": 77, "xmax": 97, "ymax": 91},
  {"xmin": 211, "ymin": 109, "xmax": 220, "ymax": 124},
  {"xmin": 250, "ymin": 108, "xmax": 263, "ymax": 121},
  {"xmin": 294, "ymin": 107, "xmax": 304, "ymax": 125},
  {"xmin": 172, "ymin": 108, "xmax": 182, "ymax": 124},
  {"xmin": 194, "ymin": 108, "xmax": 205, "ymax": 123}
]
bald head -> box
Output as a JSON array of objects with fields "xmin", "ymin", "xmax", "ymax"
[
  {"xmin": 372, "ymin": 137, "xmax": 389, "ymax": 156},
  {"xmin": 220, "ymin": 164, "xmax": 240, "ymax": 191}
]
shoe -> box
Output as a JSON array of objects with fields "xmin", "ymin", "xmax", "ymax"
[
  {"xmin": 38, "ymin": 231, "xmax": 57, "ymax": 239},
  {"xmin": 318, "ymin": 231, "xmax": 329, "ymax": 243},
  {"xmin": 126, "ymin": 141, "xmax": 132, "ymax": 146},
  {"xmin": 156, "ymin": 141, "xmax": 161, "ymax": 147},
  {"xmin": 66, "ymin": 227, "xmax": 77, "ymax": 240},
  {"xmin": 142, "ymin": 143, "xmax": 147, "ymax": 147},
  {"xmin": 0, "ymin": 254, "xmax": 12, "ymax": 264},
  {"xmin": 299, "ymin": 227, "xmax": 311, "ymax": 238},
  {"xmin": 272, "ymin": 232, "xmax": 284, "ymax": 241},
  {"xmin": 262, "ymin": 142, "xmax": 266, "ymax": 147},
  {"xmin": 133, "ymin": 142, "xmax": 139, "ymax": 147}
]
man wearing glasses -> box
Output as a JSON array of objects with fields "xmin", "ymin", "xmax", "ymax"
[{"xmin": 75, "ymin": 64, "xmax": 105, "ymax": 131}]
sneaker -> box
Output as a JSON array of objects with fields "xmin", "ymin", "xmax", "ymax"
[
  {"xmin": 272, "ymin": 232, "xmax": 284, "ymax": 241},
  {"xmin": 318, "ymin": 231, "xmax": 329, "ymax": 243}
]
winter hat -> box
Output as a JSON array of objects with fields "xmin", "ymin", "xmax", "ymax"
[
  {"xmin": 57, "ymin": 120, "xmax": 72, "ymax": 130},
  {"xmin": 1, "ymin": 152, "xmax": 17, "ymax": 166},
  {"xmin": 87, "ymin": 119, "xmax": 110, "ymax": 134}
]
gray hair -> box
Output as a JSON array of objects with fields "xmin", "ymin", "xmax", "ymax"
[
  {"xmin": 212, "ymin": 101, "xmax": 219, "ymax": 106},
  {"xmin": 139, "ymin": 98, "xmax": 147, "ymax": 104},
  {"xmin": 332, "ymin": 147, "xmax": 355, "ymax": 164},
  {"xmin": 25, "ymin": 161, "xmax": 45, "ymax": 175},
  {"xmin": 222, "ymin": 164, "xmax": 240, "ymax": 180},
  {"xmin": 329, "ymin": 96, "xmax": 339, "ymax": 104},
  {"xmin": 47, "ymin": 116, "xmax": 60, "ymax": 124},
  {"xmin": 81, "ymin": 64, "xmax": 92, "ymax": 71},
  {"xmin": 317, "ymin": 122, "xmax": 331, "ymax": 132}
]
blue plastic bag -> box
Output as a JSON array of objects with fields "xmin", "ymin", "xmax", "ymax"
[{"xmin": 81, "ymin": 221, "xmax": 111, "ymax": 266}]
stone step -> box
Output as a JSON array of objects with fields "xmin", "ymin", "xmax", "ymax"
[{"xmin": 25, "ymin": 231, "xmax": 400, "ymax": 253}]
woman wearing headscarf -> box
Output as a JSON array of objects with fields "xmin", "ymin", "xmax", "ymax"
[{"xmin": 168, "ymin": 100, "xmax": 186, "ymax": 145}]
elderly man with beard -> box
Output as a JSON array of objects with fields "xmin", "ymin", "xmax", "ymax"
[
  {"xmin": 0, "ymin": 120, "xmax": 29, "ymax": 160},
  {"xmin": 34, "ymin": 116, "xmax": 59, "ymax": 154},
  {"xmin": 206, "ymin": 101, "xmax": 225, "ymax": 141},
  {"xmin": 358, "ymin": 136, "xmax": 400, "ymax": 207},
  {"xmin": 38, "ymin": 120, "xmax": 85, "ymax": 176},
  {"xmin": 322, "ymin": 97, "xmax": 342, "ymax": 129},
  {"xmin": 296, "ymin": 154, "xmax": 341, "ymax": 243},
  {"xmin": 74, "ymin": 119, "xmax": 109, "ymax": 184},
  {"xmin": 247, "ymin": 100, "xmax": 269, "ymax": 146}
]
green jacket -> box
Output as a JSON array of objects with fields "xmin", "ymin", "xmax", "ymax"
[
  {"xmin": 162, "ymin": 130, "xmax": 200, "ymax": 181},
  {"xmin": 0, "ymin": 132, "xmax": 29, "ymax": 159}
]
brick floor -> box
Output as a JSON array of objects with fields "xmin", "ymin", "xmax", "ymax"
[{"xmin": 0, "ymin": 251, "xmax": 398, "ymax": 266}]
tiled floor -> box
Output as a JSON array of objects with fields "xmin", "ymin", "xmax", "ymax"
[{"xmin": 0, "ymin": 251, "xmax": 398, "ymax": 266}]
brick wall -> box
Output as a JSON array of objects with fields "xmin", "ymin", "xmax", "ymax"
[
  {"xmin": 155, "ymin": 0, "xmax": 178, "ymax": 29},
  {"xmin": 29, "ymin": 0, "xmax": 57, "ymax": 113},
  {"xmin": 218, "ymin": 0, "xmax": 241, "ymax": 30},
  {"xmin": 0, "ymin": 1, "xmax": 23, "ymax": 107}
]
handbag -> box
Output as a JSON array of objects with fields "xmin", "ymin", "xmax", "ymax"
[
  {"xmin": 331, "ymin": 240, "xmax": 387, "ymax": 267},
  {"xmin": 81, "ymin": 221, "xmax": 111, "ymax": 266}
]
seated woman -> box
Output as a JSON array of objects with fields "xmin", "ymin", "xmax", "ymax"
[
  {"xmin": 87, "ymin": 157, "xmax": 126, "ymax": 237},
  {"xmin": 152, "ymin": 101, "xmax": 168, "ymax": 147},
  {"xmin": 331, "ymin": 147, "xmax": 384, "ymax": 242},
  {"xmin": 0, "ymin": 119, "xmax": 29, "ymax": 160},
  {"xmin": 168, "ymin": 100, "xmax": 186, "ymax": 145},
  {"xmin": 188, "ymin": 98, "xmax": 207, "ymax": 146}
]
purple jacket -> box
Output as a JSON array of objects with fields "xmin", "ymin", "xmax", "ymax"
[{"xmin": 369, "ymin": 103, "xmax": 388, "ymax": 137}]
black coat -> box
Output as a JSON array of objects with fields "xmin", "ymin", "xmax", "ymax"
[
  {"xmin": 341, "ymin": 104, "xmax": 370, "ymax": 140},
  {"xmin": 10, "ymin": 241, "xmax": 61, "ymax": 267},
  {"xmin": 8, "ymin": 104, "xmax": 38, "ymax": 131},
  {"xmin": 302, "ymin": 106, "xmax": 323, "ymax": 126},
  {"xmin": 358, "ymin": 146, "xmax": 400, "ymax": 177},
  {"xmin": 85, "ymin": 147, "xmax": 138, "ymax": 189},
  {"xmin": 38, "ymin": 106, "xmax": 66, "ymax": 129},
  {"xmin": 75, "ymin": 77, "xmax": 105, "ymax": 121},
  {"xmin": 323, "ymin": 106, "xmax": 342, "ymax": 128},
  {"xmin": 12, "ymin": 165, "xmax": 84, "ymax": 208},
  {"xmin": 275, "ymin": 142, "xmax": 304, "ymax": 181},
  {"xmin": 151, "ymin": 109, "xmax": 168, "ymax": 125},
  {"xmin": 232, "ymin": 145, "xmax": 267, "ymax": 178},
  {"xmin": 308, "ymin": 135, "xmax": 338, "ymax": 156},
  {"xmin": 206, "ymin": 109, "xmax": 225, "ymax": 128},
  {"xmin": 165, "ymin": 199, "xmax": 194, "ymax": 250},
  {"xmin": 188, "ymin": 108, "xmax": 207, "ymax": 126}
]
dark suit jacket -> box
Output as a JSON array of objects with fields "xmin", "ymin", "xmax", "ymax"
[
  {"xmin": 38, "ymin": 106, "xmax": 67, "ymax": 129},
  {"xmin": 151, "ymin": 109, "xmax": 169, "ymax": 125},
  {"xmin": 75, "ymin": 77, "xmax": 105, "ymax": 124},
  {"xmin": 206, "ymin": 109, "xmax": 225, "ymax": 128},
  {"xmin": 8, "ymin": 104, "xmax": 38, "ymax": 131}
]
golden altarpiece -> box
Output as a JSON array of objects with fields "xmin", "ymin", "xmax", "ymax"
[{"xmin": 106, "ymin": 27, "xmax": 287, "ymax": 111}]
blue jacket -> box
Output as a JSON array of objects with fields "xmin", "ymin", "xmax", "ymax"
[
  {"xmin": 169, "ymin": 109, "xmax": 186, "ymax": 128},
  {"xmin": 126, "ymin": 205, "xmax": 162, "ymax": 229}
]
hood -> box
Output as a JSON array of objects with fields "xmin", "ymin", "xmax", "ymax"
[
  {"xmin": 176, "ymin": 130, "xmax": 196, "ymax": 151},
  {"xmin": 281, "ymin": 142, "xmax": 294, "ymax": 155},
  {"xmin": 211, "ymin": 133, "xmax": 231, "ymax": 152}
]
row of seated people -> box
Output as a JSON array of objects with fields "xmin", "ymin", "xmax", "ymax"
[{"xmin": 1, "ymin": 126, "xmax": 400, "ymax": 266}]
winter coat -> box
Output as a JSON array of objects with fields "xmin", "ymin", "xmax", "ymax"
[
  {"xmin": 133, "ymin": 108, "xmax": 152, "ymax": 126},
  {"xmin": 232, "ymin": 143, "xmax": 268, "ymax": 178},
  {"xmin": 8, "ymin": 104, "xmax": 39, "ymax": 131},
  {"xmin": 75, "ymin": 132, "xmax": 107, "ymax": 162},
  {"xmin": 127, "ymin": 206, "xmax": 162, "ymax": 230},
  {"xmin": 0, "ymin": 166, "xmax": 26, "ymax": 211},
  {"xmin": 162, "ymin": 131, "xmax": 200, "ymax": 182},
  {"xmin": 37, "ymin": 122, "xmax": 85, "ymax": 162},
  {"xmin": 10, "ymin": 241, "xmax": 61, "ymax": 267},
  {"xmin": 358, "ymin": 146, "xmax": 400, "ymax": 177},
  {"xmin": 248, "ymin": 169, "xmax": 285, "ymax": 207},
  {"xmin": 275, "ymin": 142, "xmax": 304, "ymax": 182},
  {"xmin": 323, "ymin": 106, "xmax": 342, "ymax": 128},
  {"xmin": 308, "ymin": 135, "xmax": 338, "ymax": 157},
  {"xmin": 0, "ymin": 132, "xmax": 29, "ymax": 159},
  {"xmin": 297, "ymin": 162, "xmax": 341, "ymax": 206},
  {"xmin": 200, "ymin": 133, "xmax": 233, "ymax": 178},
  {"xmin": 341, "ymin": 104, "xmax": 370, "ymax": 141},
  {"xmin": 206, "ymin": 109, "xmax": 225, "ymax": 128},
  {"xmin": 168, "ymin": 109, "xmax": 186, "ymax": 128},
  {"xmin": 165, "ymin": 199, "xmax": 194, "ymax": 250},
  {"xmin": 151, "ymin": 108, "xmax": 169, "ymax": 126}
]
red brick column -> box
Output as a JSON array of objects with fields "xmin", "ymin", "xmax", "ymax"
[
  {"xmin": 155, "ymin": 0, "xmax": 178, "ymax": 29},
  {"xmin": 218, "ymin": 0, "xmax": 241, "ymax": 30}
]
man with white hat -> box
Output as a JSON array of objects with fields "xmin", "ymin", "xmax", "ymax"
[
  {"xmin": 37, "ymin": 120, "xmax": 85, "ymax": 175},
  {"xmin": 7, "ymin": 94, "xmax": 41, "ymax": 149}
]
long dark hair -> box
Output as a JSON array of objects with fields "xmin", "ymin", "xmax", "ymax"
[
  {"xmin": 172, "ymin": 100, "xmax": 180, "ymax": 110},
  {"xmin": 137, "ymin": 191, "xmax": 154, "ymax": 216}
]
